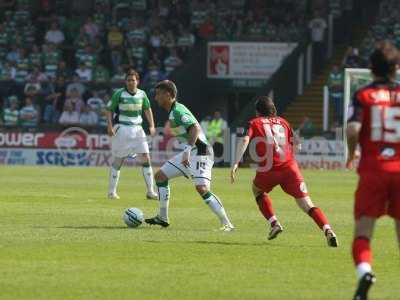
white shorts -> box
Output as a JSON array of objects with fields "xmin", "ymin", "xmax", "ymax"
[
  {"xmin": 111, "ymin": 124, "xmax": 149, "ymax": 158},
  {"xmin": 160, "ymin": 149, "xmax": 214, "ymax": 187}
]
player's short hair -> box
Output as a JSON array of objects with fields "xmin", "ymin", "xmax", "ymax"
[
  {"xmin": 125, "ymin": 68, "xmax": 140, "ymax": 80},
  {"xmin": 370, "ymin": 41, "xmax": 399, "ymax": 79},
  {"xmin": 255, "ymin": 96, "xmax": 277, "ymax": 117},
  {"xmin": 155, "ymin": 80, "xmax": 177, "ymax": 98}
]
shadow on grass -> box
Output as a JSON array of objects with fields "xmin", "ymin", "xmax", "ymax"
[
  {"xmin": 142, "ymin": 240, "xmax": 325, "ymax": 248},
  {"xmin": 143, "ymin": 240, "xmax": 268, "ymax": 247},
  {"xmin": 58, "ymin": 226, "xmax": 130, "ymax": 230},
  {"xmin": 32, "ymin": 225, "xmax": 137, "ymax": 230}
]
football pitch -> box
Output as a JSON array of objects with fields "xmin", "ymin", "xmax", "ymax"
[{"xmin": 0, "ymin": 166, "xmax": 398, "ymax": 300}]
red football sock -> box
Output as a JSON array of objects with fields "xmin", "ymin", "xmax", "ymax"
[
  {"xmin": 352, "ymin": 237, "xmax": 372, "ymax": 266},
  {"xmin": 308, "ymin": 207, "xmax": 330, "ymax": 231},
  {"xmin": 256, "ymin": 193, "xmax": 277, "ymax": 225}
]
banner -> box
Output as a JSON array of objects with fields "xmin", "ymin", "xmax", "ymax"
[
  {"xmin": 0, "ymin": 129, "xmax": 110, "ymax": 149},
  {"xmin": 207, "ymin": 42, "xmax": 297, "ymax": 79},
  {"xmin": 0, "ymin": 148, "xmax": 176, "ymax": 167}
]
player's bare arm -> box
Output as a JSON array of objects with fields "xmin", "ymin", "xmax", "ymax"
[
  {"xmin": 144, "ymin": 108, "xmax": 156, "ymax": 136},
  {"xmin": 182, "ymin": 123, "xmax": 200, "ymax": 168},
  {"xmin": 346, "ymin": 122, "xmax": 361, "ymax": 169},
  {"xmin": 106, "ymin": 111, "xmax": 115, "ymax": 137},
  {"xmin": 231, "ymin": 135, "xmax": 250, "ymax": 183}
]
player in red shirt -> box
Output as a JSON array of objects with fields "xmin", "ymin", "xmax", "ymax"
[
  {"xmin": 347, "ymin": 42, "xmax": 400, "ymax": 300},
  {"xmin": 231, "ymin": 96, "xmax": 338, "ymax": 247}
]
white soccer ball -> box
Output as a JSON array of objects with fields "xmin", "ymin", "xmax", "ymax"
[{"xmin": 123, "ymin": 208, "xmax": 144, "ymax": 228}]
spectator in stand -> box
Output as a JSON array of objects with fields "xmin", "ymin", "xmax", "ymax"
[
  {"xmin": 107, "ymin": 24, "xmax": 123, "ymax": 72},
  {"xmin": 207, "ymin": 110, "xmax": 227, "ymax": 166},
  {"xmin": 327, "ymin": 65, "xmax": 344, "ymax": 123},
  {"xmin": 59, "ymin": 103, "xmax": 79, "ymax": 126},
  {"xmin": 43, "ymin": 76, "xmax": 66, "ymax": 123},
  {"xmin": 14, "ymin": 48, "xmax": 30, "ymax": 84},
  {"xmin": 86, "ymin": 90, "xmax": 109, "ymax": 128},
  {"xmin": 92, "ymin": 37, "xmax": 105, "ymax": 57},
  {"xmin": 19, "ymin": 97, "xmax": 38, "ymax": 128},
  {"xmin": 0, "ymin": 61, "xmax": 15, "ymax": 80},
  {"xmin": 98, "ymin": 92, "xmax": 109, "ymax": 128},
  {"xmin": 0, "ymin": 22, "xmax": 8, "ymax": 48},
  {"xmin": 45, "ymin": 22, "xmax": 65, "ymax": 45},
  {"xmin": 75, "ymin": 62, "xmax": 92, "ymax": 82},
  {"xmin": 93, "ymin": 63, "xmax": 110, "ymax": 83},
  {"xmin": 200, "ymin": 115, "xmax": 211, "ymax": 137},
  {"xmin": 42, "ymin": 43, "xmax": 61, "ymax": 79},
  {"xmin": 297, "ymin": 117, "xmax": 315, "ymax": 138},
  {"xmin": 3, "ymin": 97, "xmax": 19, "ymax": 127},
  {"xmin": 6, "ymin": 44, "xmax": 20, "ymax": 63},
  {"xmin": 93, "ymin": 2, "xmax": 109, "ymax": 34},
  {"xmin": 308, "ymin": 12, "xmax": 327, "ymax": 71},
  {"xmin": 143, "ymin": 61, "xmax": 164, "ymax": 91},
  {"xmin": 163, "ymin": 48, "xmax": 182, "ymax": 75},
  {"xmin": 87, "ymin": 90, "xmax": 103, "ymax": 109},
  {"xmin": 79, "ymin": 104, "xmax": 98, "ymax": 126},
  {"xmin": 126, "ymin": 18, "xmax": 147, "ymax": 46},
  {"xmin": 28, "ymin": 45, "xmax": 42, "ymax": 69},
  {"xmin": 125, "ymin": 40, "xmax": 148, "ymax": 74},
  {"xmin": 66, "ymin": 74, "xmax": 86, "ymax": 97},
  {"xmin": 56, "ymin": 60, "xmax": 72, "ymax": 80},
  {"xmin": 198, "ymin": 16, "xmax": 216, "ymax": 40},
  {"xmin": 65, "ymin": 87, "xmax": 85, "ymax": 113},
  {"xmin": 36, "ymin": 2, "xmax": 56, "ymax": 34},
  {"xmin": 177, "ymin": 27, "xmax": 195, "ymax": 56},
  {"xmin": 26, "ymin": 66, "xmax": 48, "ymax": 84},
  {"xmin": 76, "ymin": 45, "xmax": 97, "ymax": 71},
  {"xmin": 162, "ymin": 30, "xmax": 176, "ymax": 49},
  {"xmin": 149, "ymin": 28, "xmax": 162, "ymax": 49},
  {"xmin": 83, "ymin": 16, "xmax": 99, "ymax": 43},
  {"xmin": 342, "ymin": 47, "xmax": 364, "ymax": 68},
  {"xmin": 74, "ymin": 27, "xmax": 91, "ymax": 50},
  {"xmin": 24, "ymin": 79, "xmax": 41, "ymax": 99},
  {"xmin": 111, "ymin": 65, "xmax": 125, "ymax": 83}
]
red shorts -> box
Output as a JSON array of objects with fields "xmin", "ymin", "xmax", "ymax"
[
  {"xmin": 253, "ymin": 163, "xmax": 308, "ymax": 198},
  {"xmin": 355, "ymin": 171, "xmax": 400, "ymax": 220}
]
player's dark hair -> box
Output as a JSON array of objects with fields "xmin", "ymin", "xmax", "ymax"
[
  {"xmin": 370, "ymin": 41, "xmax": 399, "ymax": 80},
  {"xmin": 155, "ymin": 80, "xmax": 178, "ymax": 98},
  {"xmin": 125, "ymin": 68, "xmax": 140, "ymax": 80},
  {"xmin": 255, "ymin": 96, "xmax": 277, "ymax": 117}
]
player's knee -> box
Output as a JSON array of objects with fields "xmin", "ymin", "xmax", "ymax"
[
  {"xmin": 252, "ymin": 184, "xmax": 263, "ymax": 199},
  {"xmin": 140, "ymin": 153, "xmax": 151, "ymax": 164},
  {"xmin": 155, "ymin": 170, "xmax": 167, "ymax": 183},
  {"xmin": 112, "ymin": 157, "xmax": 124, "ymax": 170},
  {"xmin": 296, "ymin": 196, "xmax": 314, "ymax": 213},
  {"xmin": 196, "ymin": 185, "xmax": 208, "ymax": 196},
  {"xmin": 354, "ymin": 217, "xmax": 376, "ymax": 239}
]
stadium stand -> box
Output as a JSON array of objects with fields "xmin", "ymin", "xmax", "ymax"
[{"xmin": 0, "ymin": 0, "xmax": 321, "ymax": 130}]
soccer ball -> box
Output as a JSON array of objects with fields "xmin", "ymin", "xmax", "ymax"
[{"xmin": 123, "ymin": 208, "xmax": 144, "ymax": 228}]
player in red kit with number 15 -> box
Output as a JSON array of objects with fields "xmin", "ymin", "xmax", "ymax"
[
  {"xmin": 347, "ymin": 41, "xmax": 400, "ymax": 300},
  {"xmin": 231, "ymin": 96, "xmax": 338, "ymax": 247}
]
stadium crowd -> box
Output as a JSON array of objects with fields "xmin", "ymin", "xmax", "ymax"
[
  {"xmin": 327, "ymin": 0, "xmax": 397, "ymax": 126},
  {"xmin": 0, "ymin": 0, "xmax": 317, "ymax": 129}
]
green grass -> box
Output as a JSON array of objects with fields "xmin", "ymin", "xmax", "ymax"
[{"xmin": 0, "ymin": 166, "xmax": 398, "ymax": 300}]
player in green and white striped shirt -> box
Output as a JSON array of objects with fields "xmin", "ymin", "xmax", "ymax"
[
  {"xmin": 145, "ymin": 80, "xmax": 234, "ymax": 231},
  {"xmin": 106, "ymin": 69, "xmax": 157, "ymax": 200}
]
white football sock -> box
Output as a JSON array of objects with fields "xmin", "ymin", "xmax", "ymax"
[
  {"xmin": 268, "ymin": 216, "xmax": 278, "ymax": 225},
  {"xmin": 158, "ymin": 184, "xmax": 170, "ymax": 222},
  {"xmin": 203, "ymin": 192, "xmax": 232, "ymax": 226},
  {"xmin": 142, "ymin": 165, "xmax": 155, "ymax": 194},
  {"xmin": 356, "ymin": 262, "xmax": 372, "ymax": 279},
  {"xmin": 109, "ymin": 167, "xmax": 120, "ymax": 194}
]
